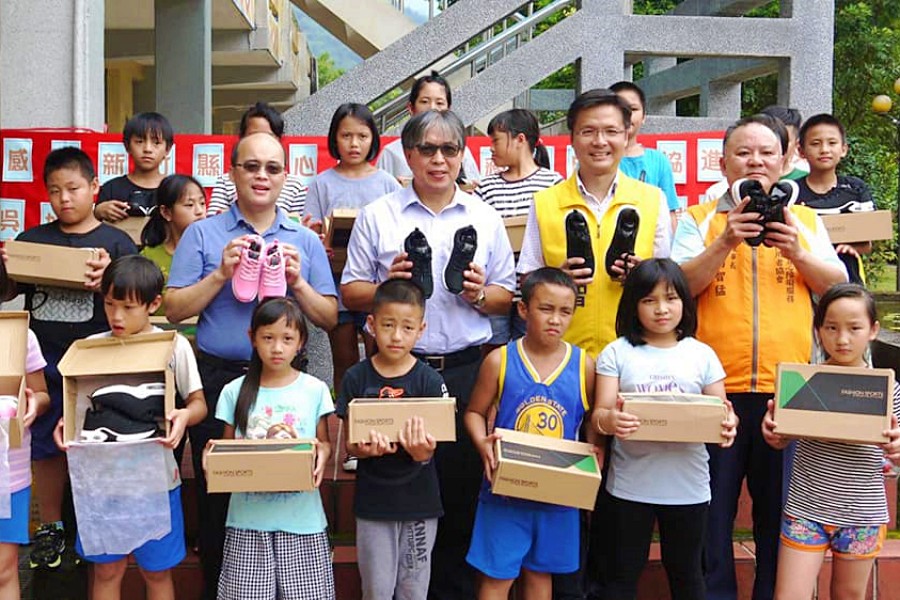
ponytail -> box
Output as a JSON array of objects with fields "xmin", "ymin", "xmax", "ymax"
[{"xmin": 533, "ymin": 142, "xmax": 551, "ymax": 170}]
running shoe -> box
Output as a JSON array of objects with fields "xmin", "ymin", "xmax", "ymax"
[
  {"xmin": 232, "ymin": 234, "xmax": 265, "ymax": 302},
  {"xmin": 565, "ymin": 209, "xmax": 594, "ymax": 277},
  {"xmin": 80, "ymin": 406, "xmax": 160, "ymax": 443},
  {"xmin": 90, "ymin": 382, "xmax": 165, "ymax": 423},
  {"xmin": 29, "ymin": 523, "xmax": 65, "ymax": 569},
  {"xmin": 444, "ymin": 225, "xmax": 477, "ymax": 295},
  {"xmin": 342, "ymin": 455, "xmax": 358, "ymax": 472},
  {"xmin": 604, "ymin": 207, "xmax": 639, "ymax": 279},
  {"xmin": 258, "ymin": 240, "xmax": 287, "ymax": 299},
  {"xmin": 404, "ymin": 228, "xmax": 433, "ymax": 299}
]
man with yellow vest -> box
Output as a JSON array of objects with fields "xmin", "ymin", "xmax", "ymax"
[
  {"xmin": 671, "ymin": 114, "xmax": 847, "ymax": 600},
  {"xmin": 517, "ymin": 89, "xmax": 672, "ymax": 359}
]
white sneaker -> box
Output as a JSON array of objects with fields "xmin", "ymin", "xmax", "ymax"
[{"xmin": 342, "ymin": 455, "xmax": 358, "ymax": 472}]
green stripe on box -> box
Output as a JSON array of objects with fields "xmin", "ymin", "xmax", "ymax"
[
  {"xmin": 778, "ymin": 370, "xmax": 808, "ymax": 408},
  {"xmin": 573, "ymin": 456, "xmax": 597, "ymax": 473}
]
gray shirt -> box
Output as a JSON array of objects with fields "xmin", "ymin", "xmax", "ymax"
[{"xmin": 303, "ymin": 168, "xmax": 401, "ymax": 222}]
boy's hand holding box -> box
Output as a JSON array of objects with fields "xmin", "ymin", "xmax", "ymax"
[
  {"xmin": 347, "ymin": 396, "xmax": 457, "ymax": 443},
  {"xmin": 619, "ymin": 392, "xmax": 728, "ymax": 443}
]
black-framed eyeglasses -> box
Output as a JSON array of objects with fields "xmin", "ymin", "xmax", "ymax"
[
  {"xmin": 414, "ymin": 143, "xmax": 462, "ymax": 158},
  {"xmin": 234, "ymin": 161, "xmax": 285, "ymax": 175}
]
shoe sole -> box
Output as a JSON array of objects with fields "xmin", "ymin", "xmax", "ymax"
[
  {"xmin": 80, "ymin": 427, "xmax": 158, "ymax": 443},
  {"xmin": 604, "ymin": 207, "xmax": 639, "ymax": 279},
  {"xmin": 91, "ymin": 382, "xmax": 165, "ymax": 400}
]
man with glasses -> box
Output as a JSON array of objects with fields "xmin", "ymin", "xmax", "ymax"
[
  {"xmin": 165, "ymin": 131, "xmax": 337, "ymax": 599},
  {"xmin": 342, "ymin": 110, "xmax": 516, "ymax": 599}
]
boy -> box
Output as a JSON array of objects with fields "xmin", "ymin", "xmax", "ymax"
[
  {"xmin": 94, "ymin": 112, "xmax": 173, "ymax": 223},
  {"xmin": 761, "ymin": 105, "xmax": 808, "ymax": 180},
  {"xmin": 58, "ymin": 255, "xmax": 207, "ymax": 600},
  {"xmin": 335, "ymin": 279, "xmax": 449, "ymax": 600},
  {"xmin": 464, "ymin": 267, "xmax": 598, "ymax": 600},
  {"xmin": 14, "ymin": 147, "xmax": 137, "ymax": 570},
  {"xmin": 796, "ymin": 113, "xmax": 875, "ymax": 284}
]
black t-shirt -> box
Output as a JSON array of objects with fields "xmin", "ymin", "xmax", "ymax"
[
  {"xmin": 16, "ymin": 222, "xmax": 138, "ymax": 358},
  {"xmin": 336, "ymin": 359, "xmax": 448, "ymax": 520},
  {"xmin": 97, "ymin": 175, "xmax": 157, "ymax": 211},
  {"xmin": 796, "ymin": 175, "xmax": 875, "ymax": 214}
]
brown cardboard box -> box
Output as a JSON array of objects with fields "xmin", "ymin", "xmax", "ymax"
[
  {"xmin": 206, "ymin": 439, "xmax": 316, "ymax": 493},
  {"xmin": 620, "ymin": 393, "xmax": 728, "ymax": 443},
  {"xmin": 491, "ymin": 428, "xmax": 601, "ymax": 510},
  {"xmin": 0, "ymin": 312, "xmax": 30, "ymax": 448},
  {"xmin": 504, "ymin": 215, "xmax": 528, "ymax": 253},
  {"xmin": 5, "ymin": 240, "xmax": 100, "ymax": 290},
  {"xmin": 325, "ymin": 208, "xmax": 358, "ymax": 273},
  {"xmin": 819, "ymin": 210, "xmax": 893, "ymax": 244},
  {"xmin": 110, "ymin": 216, "xmax": 150, "ymax": 246},
  {"xmin": 774, "ymin": 362, "xmax": 895, "ymax": 444},
  {"xmin": 347, "ymin": 397, "xmax": 457, "ymax": 443},
  {"xmin": 58, "ymin": 331, "xmax": 177, "ymax": 443}
]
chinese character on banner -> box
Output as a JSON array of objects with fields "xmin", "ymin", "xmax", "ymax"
[
  {"xmin": 288, "ymin": 144, "xmax": 318, "ymax": 187},
  {"xmin": 656, "ymin": 140, "xmax": 687, "ymax": 185},
  {"xmin": 566, "ymin": 145, "xmax": 579, "ymax": 178},
  {"xmin": 192, "ymin": 143, "xmax": 224, "ymax": 187},
  {"xmin": 158, "ymin": 145, "xmax": 176, "ymax": 176},
  {"xmin": 51, "ymin": 140, "xmax": 82, "ymax": 151},
  {"xmin": 3, "ymin": 138, "xmax": 33, "ymax": 182},
  {"xmin": 0, "ymin": 199, "xmax": 25, "ymax": 241},
  {"xmin": 97, "ymin": 143, "xmax": 129, "ymax": 185},
  {"xmin": 479, "ymin": 147, "xmax": 501, "ymax": 178},
  {"xmin": 697, "ymin": 138, "xmax": 724, "ymax": 182},
  {"xmin": 41, "ymin": 202, "xmax": 57, "ymax": 224}
]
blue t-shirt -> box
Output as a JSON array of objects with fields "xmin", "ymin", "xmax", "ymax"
[
  {"xmin": 597, "ymin": 336, "xmax": 725, "ymax": 505},
  {"xmin": 167, "ymin": 204, "xmax": 336, "ymax": 361},
  {"xmin": 215, "ymin": 371, "xmax": 334, "ymax": 534},
  {"xmin": 619, "ymin": 148, "xmax": 680, "ymax": 211}
]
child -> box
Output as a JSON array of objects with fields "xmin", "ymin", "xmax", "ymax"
[
  {"xmin": 140, "ymin": 174, "xmax": 208, "ymax": 283},
  {"xmin": 796, "ymin": 113, "xmax": 875, "ymax": 284},
  {"xmin": 0, "ymin": 258, "xmax": 51, "ymax": 599},
  {"xmin": 304, "ymin": 103, "xmax": 400, "ymax": 408},
  {"xmin": 334, "ymin": 279, "xmax": 448, "ymax": 599},
  {"xmin": 474, "ymin": 108, "xmax": 563, "ymax": 346},
  {"xmin": 762, "ymin": 283, "xmax": 900, "ymax": 600},
  {"xmin": 95, "ymin": 112, "xmax": 173, "ymax": 222},
  {"xmin": 60, "ymin": 255, "xmax": 206, "ymax": 599},
  {"xmin": 464, "ymin": 267, "xmax": 597, "ymax": 600},
  {"xmin": 213, "ymin": 297, "xmax": 334, "ymax": 599},
  {"xmin": 14, "ymin": 147, "xmax": 137, "ymax": 570},
  {"xmin": 590, "ymin": 258, "xmax": 737, "ymax": 600}
]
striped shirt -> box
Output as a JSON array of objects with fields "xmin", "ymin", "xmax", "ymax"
[
  {"xmin": 783, "ymin": 381, "xmax": 900, "ymax": 527},
  {"xmin": 474, "ymin": 168, "xmax": 563, "ymax": 218},
  {"xmin": 207, "ymin": 173, "xmax": 308, "ymax": 216}
]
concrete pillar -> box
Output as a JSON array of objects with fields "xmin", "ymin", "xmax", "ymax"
[
  {"xmin": 0, "ymin": 0, "xmax": 105, "ymax": 129},
  {"xmin": 645, "ymin": 57, "xmax": 677, "ymax": 116},
  {"xmin": 155, "ymin": 0, "xmax": 212, "ymax": 133},
  {"xmin": 700, "ymin": 80, "xmax": 741, "ymax": 119}
]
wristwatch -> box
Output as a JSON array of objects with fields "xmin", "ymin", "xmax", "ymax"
[{"xmin": 473, "ymin": 289, "xmax": 487, "ymax": 309}]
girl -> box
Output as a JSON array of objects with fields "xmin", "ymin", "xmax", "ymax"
[
  {"xmin": 213, "ymin": 297, "xmax": 334, "ymax": 599},
  {"xmin": 140, "ymin": 174, "xmax": 207, "ymax": 283},
  {"xmin": 763, "ymin": 284, "xmax": 900, "ymax": 600},
  {"xmin": 304, "ymin": 103, "xmax": 400, "ymax": 408},
  {"xmin": 590, "ymin": 258, "xmax": 737, "ymax": 600},
  {"xmin": 0, "ymin": 258, "xmax": 50, "ymax": 598},
  {"xmin": 474, "ymin": 109, "xmax": 563, "ymax": 345}
]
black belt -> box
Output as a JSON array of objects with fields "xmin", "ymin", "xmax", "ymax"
[
  {"xmin": 197, "ymin": 351, "xmax": 250, "ymax": 373},
  {"xmin": 413, "ymin": 345, "xmax": 482, "ymax": 372}
]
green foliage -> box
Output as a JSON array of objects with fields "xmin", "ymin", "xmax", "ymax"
[{"xmin": 317, "ymin": 52, "xmax": 345, "ymax": 88}]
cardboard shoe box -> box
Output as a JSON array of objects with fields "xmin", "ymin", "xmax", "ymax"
[
  {"xmin": 820, "ymin": 210, "xmax": 893, "ymax": 244},
  {"xmin": 110, "ymin": 216, "xmax": 151, "ymax": 246},
  {"xmin": 5, "ymin": 240, "xmax": 101, "ymax": 290},
  {"xmin": 206, "ymin": 439, "xmax": 316, "ymax": 493},
  {"xmin": 58, "ymin": 331, "xmax": 177, "ymax": 443},
  {"xmin": 503, "ymin": 215, "xmax": 528, "ymax": 253},
  {"xmin": 491, "ymin": 428, "xmax": 601, "ymax": 510},
  {"xmin": 347, "ymin": 397, "xmax": 457, "ymax": 443},
  {"xmin": 0, "ymin": 312, "xmax": 30, "ymax": 448},
  {"xmin": 325, "ymin": 208, "xmax": 358, "ymax": 273},
  {"xmin": 620, "ymin": 392, "xmax": 728, "ymax": 444},
  {"xmin": 774, "ymin": 362, "xmax": 895, "ymax": 444}
]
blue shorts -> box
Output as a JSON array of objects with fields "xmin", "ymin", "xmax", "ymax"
[
  {"xmin": 31, "ymin": 347, "xmax": 64, "ymax": 460},
  {"xmin": 76, "ymin": 487, "xmax": 186, "ymax": 572},
  {"xmin": 466, "ymin": 499, "xmax": 579, "ymax": 579},
  {"xmin": 0, "ymin": 487, "xmax": 31, "ymax": 544}
]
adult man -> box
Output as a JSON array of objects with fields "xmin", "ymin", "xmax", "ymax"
[
  {"xmin": 670, "ymin": 114, "xmax": 846, "ymax": 600},
  {"xmin": 342, "ymin": 110, "xmax": 516, "ymax": 599},
  {"xmin": 166, "ymin": 132, "xmax": 337, "ymax": 599}
]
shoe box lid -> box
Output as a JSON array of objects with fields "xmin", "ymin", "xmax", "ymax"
[
  {"xmin": 0, "ymin": 311, "xmax": 29, "ymax": 448},
  {"xmin": 5, "ymin": 240, "xmax": 101, "ymax": 290}
]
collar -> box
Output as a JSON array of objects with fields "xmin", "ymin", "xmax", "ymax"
[
  {"xmin": 575, "ymin": 170, "xmax": 619, "ymax": 204},
  {"xmin": 225, "ymin": 202, "xmax": 300, "ymax": 234},
  {"xmin": 399, "ymin": 184, "xmax": 467, "ymax": 214}
]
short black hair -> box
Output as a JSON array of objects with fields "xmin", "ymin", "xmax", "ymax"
[
  {"xmin": 760, "ymin": 105, "xmax": 802, "ymax": 130},
  {"xmin": 610, "ymin": 81, "xmax": 647, "ymax": 110},
  {"xmin": 521, "ymin": 267, "xmax": 578, "ymax": 305},
  {"xmin": 327, "ymin": 103, "xmax": 381, "ymax": 162},
  {"xmin": 123, "ymin": 112, "xmax": 174, "ymax": 150},
  {"xmin": 799, "ymin": 113, "xmax": 847, "ymax": 146},
  {"xmin": 723, "ymin": 113, "xmax": 788, "ymax": 155},
  {"xmin": 814, "ymin": 283, "xmax": 877, "ymax": 330},
  {"xmin": 239, "ymin": 102, "xmax": 284, "ymax": 138},
  {"xmin": 101, "ymin": 255, "xmax": 165, "ymax": 306},
  {"xmin": 409, "ymin": 71, "xmax": 452, "ymax": 108},
  {"xmin": 43, "ymin": 146, "xmax": 96, "ymax": 184},
  {"xmin": 615, "ymin": 258, "xmax": 697, "ymax": 346},
  {"xmin": 372, "ymin": 279, "xmax": 426, "ymax": 315},
  {"xmin": 566, "ymin": 89, "xmax": 631, "ymax": 136}
]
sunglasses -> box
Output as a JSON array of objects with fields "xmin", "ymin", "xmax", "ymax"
[
  {"xmin": 414, "ymin": 143, "xmax": 462, "ymax": 158},
  {"xmin": 234, "ymin": 161, "xmax": 285, "ymax": 175}
]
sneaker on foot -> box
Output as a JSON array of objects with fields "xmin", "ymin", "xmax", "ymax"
[
  {"xmin": 604, "ymin": 207, "xmax": 639, "ymax": 279},
  {"xmin": 80, "ymin": 406, "xmax": 160, "ymax": 443},
  {"xmin": 565, "ymin": 209, "xmax": 594, "ymax": 278},
  {"xmin": 29, "ymin": 523, "xmax": 65, "ymax": 569},
  {"xmin": 444, "ymin": 225, "xmax": 477, "ymax": 295},
  {"xmin": 342, "ymin": 455, "xmax": 358, "ymax": 472},
  {"xmin": 232, "ymin": 235, "xmax": 265, "ymax": 302},
  {"xmin": 404, "ymin": 228, "xmax": 433, "ymax": 299},
  {"xmin": 258, "ymin": 240, "xmax": 287, "ymax": 299},
  {"xmin": 90, "ymin": 382, "xmax": 165, "ymax": 423}
]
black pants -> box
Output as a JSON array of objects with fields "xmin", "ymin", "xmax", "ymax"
[
  {"xmin": 427, "ymin": 355, "xmax": 483, "ymax": 600},
  {"xmin": 192, "ymin": 353, "xmax": 247, "ymax": 600},
  {"xmin": 591, "ymin": 490, "xmax": 708, "ymax": 600}
]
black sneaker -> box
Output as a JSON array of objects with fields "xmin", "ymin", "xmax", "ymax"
[
  {"xmin": 444, "ymin": 225, "xmax": 477, "ymax": 295},
  {"xmin": 80, "ymin": 406, "xmax": 160, "ymax": 443},
  {"xmin": 90, "ymin": 382, "xmax": 166, "ymax": 423},
  {"xmin": 735, "ymin": 178, "xmax": 797, "ymax": 246},
  {"xmin": 404, "ymin": 228, "xmax": 433, "ymax": 299},
  {"xmin": 565, "ymin": 209, "xmax": 594, "ymax": 278},
  {"xmin": 604, "ymin": 207, "xmax": 640, "ymax": 279},
  {"xmin": 29, "ymin": 523, "xmax": 65, "ymax": 569}
]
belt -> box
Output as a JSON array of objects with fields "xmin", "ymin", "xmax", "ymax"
[
  {"xmin": 197, "ymin": 351, "xmax": 250, "ymax": 373},
  {"xmin": 413, "ymin": 345, "xmax": 482, "ymax": 372}
]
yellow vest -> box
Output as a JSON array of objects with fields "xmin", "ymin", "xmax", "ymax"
[
  {"xmin": 535, "ymin": 173, "xmax": 660, "ymax": 357},
  {"xmin": 687, "ymin": 201, "xmax": 820, "ymax": 393}
]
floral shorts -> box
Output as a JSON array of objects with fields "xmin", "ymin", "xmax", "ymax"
[{"xmin": 780, "ymin": 514, "xmax": 886, "ymax": 559}]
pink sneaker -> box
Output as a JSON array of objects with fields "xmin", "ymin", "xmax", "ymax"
[
  {"xmin": 258, "ymin": 240, "xmax": 287, "ymax": 299},
  {"xmin": 232, "ymin": 235, "xmax": 265, "ymax": 302}
]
